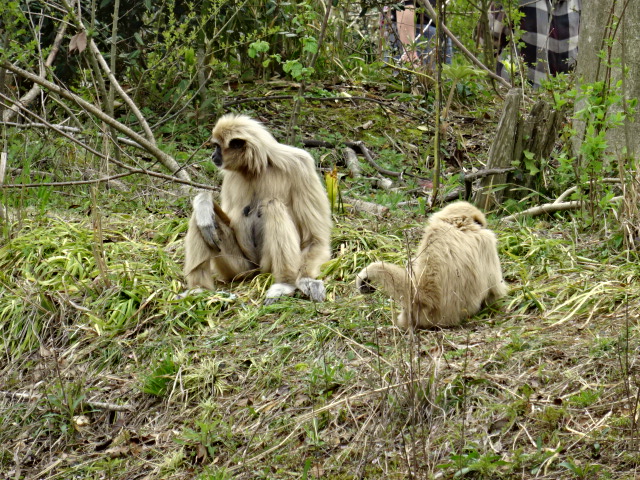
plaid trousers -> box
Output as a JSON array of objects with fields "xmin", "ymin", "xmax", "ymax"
[{"xmin": 490, "ymin": 0, "xmax": 581, "ymax": 88}]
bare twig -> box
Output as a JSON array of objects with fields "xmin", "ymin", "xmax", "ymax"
[
  {"xmin": 0, "ymin": 62, "xmax": 191, "ymax": 182},
  {"xmin": 0, "ymin": 151, "xmax": 6, "ymax": 185},
  {"xmin": 0, "ymin": 95, "xmax": 214, "ymax": 191},
  {"xmin": 60, "ymin": 0, "xmax": 156, "ymax": 144},
  {"xmin": 555, "ymin": 178, "xmax": 621, "ymax": 204},
  {"xmin": 1, "ymin": 121, "xmax": 145, "ymax": 149},
  {"xmin": 2, "ymin": 2, "xmax": 71, "ymax": 122}
]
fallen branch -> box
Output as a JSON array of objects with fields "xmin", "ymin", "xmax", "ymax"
[
  {"xmin": 303, "ymin": 139, "xmax": 421, "ymax": 179},
  {"xmin": 342, "ymin": 147, "xmax": 361, "ymax": 178},
  {"xmin": 343, "ymin": 196, "xmax": 390, "ymax": 216},
  {"xmin": 224, "ymin": 94, "xmax": 391, "ymax": 108},
  {"xmin": 2, "ymin": 121, "xmax": 145, "ymax": 149},
  {"xmin": 503, "ymin": 196, "xmax": 623, "ymax": 222},
  {"xmin": 463, "ymin": 166, "xmax": 517, "ymax": 200},
  {"xmin": 554, "ymin": 178, "xmax": 621, "ymax": 204}
]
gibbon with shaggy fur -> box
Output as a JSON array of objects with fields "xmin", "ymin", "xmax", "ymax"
[
  {"xmin": 356, "ymin": 201, "xmax": 506, "ymax": 329},
  {"xmin": 184, "ymin": 114, "xmax": 332, "ymax": 304}
]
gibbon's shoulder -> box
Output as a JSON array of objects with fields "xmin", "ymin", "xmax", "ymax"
[{"xmin": 429, "ymin": 201, "xmax": 487, "ymax": 231}]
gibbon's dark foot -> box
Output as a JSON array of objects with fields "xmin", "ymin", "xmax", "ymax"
[
  {"xmin": 296, "ymin": 277, "xmax": 326, "ymax": 302},
  {"xmin": 263, "ymin": 283, "xmax": 296, "ymax": 305},
  {"xmin": 355, "ymin": 272, "xmax": 376, "ymax": 294}
]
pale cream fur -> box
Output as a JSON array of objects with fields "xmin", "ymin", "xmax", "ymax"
[
  {"xmin": 183, "ymin": 114, "xmax": 331, "ymax": 303},
  {"xmin": 356, "ymin": 201, "xmax": 507, "ymax": 329}
]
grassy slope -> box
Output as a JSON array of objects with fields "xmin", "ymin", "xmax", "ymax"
[{"xmin": 2, "ymin": 99, "xmax": 640, "ymax": 480}]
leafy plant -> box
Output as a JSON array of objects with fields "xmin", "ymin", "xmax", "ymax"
[
  {"xmin": 559, "ymin": 457, "xmax": 603, "ymax": 479},
  {"xmin": 142, "ymin": 356, "xmax": 178, "ymax": 397},
  {"xmin": 440, "ymin": 447, "xmax": 510, "ymax": 478}
]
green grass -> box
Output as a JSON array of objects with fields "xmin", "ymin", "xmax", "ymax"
[{"xmin": 2, "ymin": 197, "xmax": 640, "ymax": 479}]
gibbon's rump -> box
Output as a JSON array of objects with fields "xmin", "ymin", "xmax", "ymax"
[
  {"xmin": 183, "ymin": 114, "xmax": 332, "ymax": 304},
  {"xmin": 356, "ymin": 201, "xmax": 507, "ymax": 329}
]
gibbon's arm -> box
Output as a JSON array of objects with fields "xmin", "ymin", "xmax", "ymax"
[{"xmin": 356, "ymin": 262, "xmax": 412, "ymax": 304}]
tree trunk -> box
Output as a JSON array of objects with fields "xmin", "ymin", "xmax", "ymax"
[
  {"xmin": 574, "ymin": 0, "xmax": 640, "ymax": 158},
  {"xmin": 473, "ymin": 88, "xmax": 522, "ymax": 210}
]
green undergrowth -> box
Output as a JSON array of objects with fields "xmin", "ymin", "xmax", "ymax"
[{"xmin": 2, "ymin": 202, "xmax": 640, "ymax": 479}]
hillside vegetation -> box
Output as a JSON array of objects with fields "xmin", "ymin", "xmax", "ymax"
[{"xmin": 2, "ymin": 1, "xmax": 640, "ymax": 478}]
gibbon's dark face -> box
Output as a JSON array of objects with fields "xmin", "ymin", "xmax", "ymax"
[{"xmin": 211, "ymin": 138, "xmax": 247, "ymax": 169}]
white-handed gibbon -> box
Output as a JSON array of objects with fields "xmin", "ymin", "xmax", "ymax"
[
  {"xmin": 183, "ymin": 114, "xmax": 332, "ymax": 304},
  {"xmin": 356, "ymin": 201, "xmax": 507, "ymax": 329}
]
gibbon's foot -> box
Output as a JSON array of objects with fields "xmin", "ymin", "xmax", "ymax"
[
  {"xmin": 175, "ymin": 287, "xmax": 206, "ymax": 300},
  {"xmin": 176, "ymin": 288, "xmax": 238, "ymax": 301},
  {"xmin": 263, "ymin": 283, "xmax": 296, "ymax": 305},
  {"xmin": 296, "ymin": 277, "xmax": 326, "ymax": 302},
  {"xmin": 355, "ymin": 270, "xmax": 376, "ymax": 294}
]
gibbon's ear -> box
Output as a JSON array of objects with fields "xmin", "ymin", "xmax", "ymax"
[
  {"xmin": 242, "ymin": 136, "xmax": 269, "ymax": 175},
  {"xmin": 229, "ymin": 138, "xmax": 246, "ymax": 150}
]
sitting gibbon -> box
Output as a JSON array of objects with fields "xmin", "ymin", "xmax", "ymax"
[
  {"xmin": 183, "ymin": 114, "xmax": 332, "ymax": 304},
  {"xmin": 356, "ymin": 201, "xmax": 507, "ymax": 329}
]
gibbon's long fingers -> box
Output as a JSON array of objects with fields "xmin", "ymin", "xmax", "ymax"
[
  {"xmin": 296, "ymin": 277, "xmax": 326, "ymax": 302},
  {"xmin": 264, "ymin": 283, "xmax": 296, "ymax": 305}
]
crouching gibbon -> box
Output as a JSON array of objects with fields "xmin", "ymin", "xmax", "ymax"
[
  {"xmin": 356, "ymin": 201, "xmax": 507, "ymax": 329},
  {"xmin": 183, "ymin": 114, "xmax": 332, "ymax": 304}
]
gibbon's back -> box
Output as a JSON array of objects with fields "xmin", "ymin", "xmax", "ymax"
[
  {"xmin": 356, "ymin": 200, "xmax": 506, "ymax": 329},
  {"xmin": 417, "ymin": 202, "xmax": 502, "ymax": 325}
]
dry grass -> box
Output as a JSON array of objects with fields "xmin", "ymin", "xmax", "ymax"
[{"xmin": 2, "ymin": 197, "xmax": 640, "ymax": 480}]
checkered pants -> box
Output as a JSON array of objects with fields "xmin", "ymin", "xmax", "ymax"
[{"xmin": 490, "ymin": 0, "xmax": 581, "ymax": 88}]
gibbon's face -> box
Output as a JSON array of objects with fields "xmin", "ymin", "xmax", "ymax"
[{"xmin": 211, "ymin": 135, "xmax": 247, "ymax": 170}]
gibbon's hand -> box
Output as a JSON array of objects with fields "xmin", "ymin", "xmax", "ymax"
[
  {"xmin": 355, "ymin": 270, "xmax": 376, "ymax": 294},
  {"xmin": 296, "ymin": 277, "xmax": 326, "ymax": 302},
  {"xmin": 193, "ymin": 192, "xmax": 221, "ymax": 251}
]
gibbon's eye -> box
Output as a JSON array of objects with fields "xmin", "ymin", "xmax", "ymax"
[{"xmin": 229, "ymin": 138, "xmax": 246, "ymax": 149}]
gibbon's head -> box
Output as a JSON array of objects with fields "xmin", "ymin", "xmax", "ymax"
[
  {"xmin": 210, "ymin": 114, "xmax": 277, "ymax": 175},
  {"xmin": 431, "ymin": 201, "xmax": 487, "ymax": 229}
]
